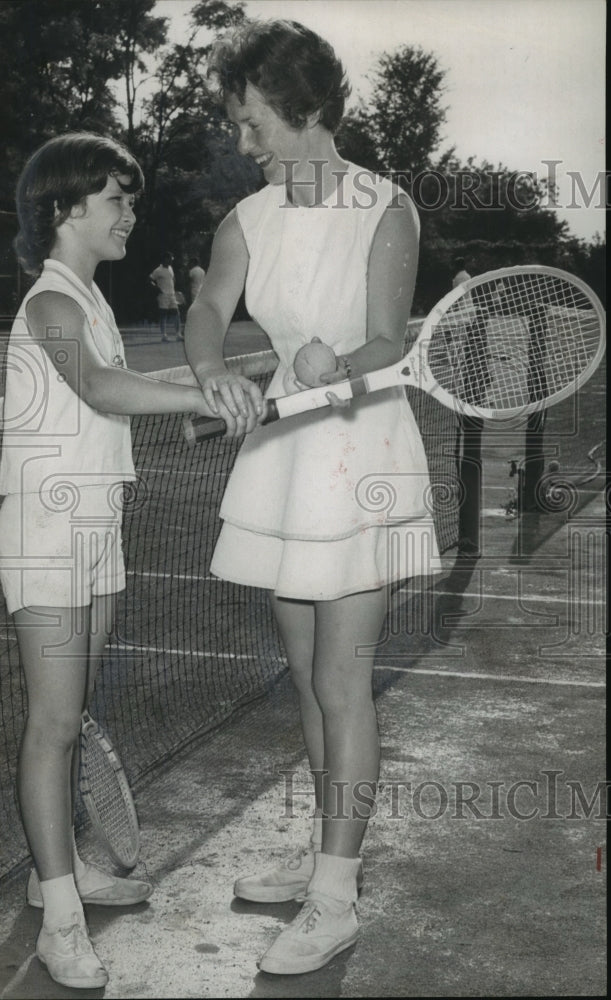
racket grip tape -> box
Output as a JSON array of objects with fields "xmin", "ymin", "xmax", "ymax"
[{"xmin": 183, "ymin": 414, "xmax": 227, "ymax": 443}]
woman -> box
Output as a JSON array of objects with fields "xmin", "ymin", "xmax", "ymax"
[{"xmin": 184, "ymin": 19, "xmax": 441, "ymax": 975}]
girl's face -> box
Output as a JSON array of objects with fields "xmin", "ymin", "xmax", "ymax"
[
  {"xmin": 226, "ymin": 83, "xmax": 317, "ymax": 186},
  {"xmin": 60, "ymin": 174, "xmax": 136, "ymax": 266}
]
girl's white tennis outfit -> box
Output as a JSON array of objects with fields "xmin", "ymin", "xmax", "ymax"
[
  {"xmin": 0, "ymin": 259, "xmax": 135, "ymax": 613},
  {"xmin": 211, "ymin": 164, "xmax": 442, "ymax": 600}
]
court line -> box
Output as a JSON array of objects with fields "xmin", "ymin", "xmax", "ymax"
[
  {"xmin": 125, "ymin": 574, "xmax": 606, "ymax": 606},
  {"xmin": 110, "ymin": 641, "xmax": 286, "ymax": 663},
  {"xmin": 373, "ymin": 664, "xmax": 604, "ymax": 688},
  {"xmin": 394, "ymin": 587, "xmax": 606, "ymax": 606},
  {"xmin": 0, "ymin": 956, "xmax": 34, "ymax": 1000},
  {"xmin": 107, "ymin": 642, "xmax": 604, "ymax": 689}
]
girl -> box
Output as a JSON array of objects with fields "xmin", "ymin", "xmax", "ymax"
[
  {"xmin": 0, "ymin": 133, "xmax": 241, "ymax": 990},
  {"xmin": 184, "ymin": 20, "xmax": 441, "ymax": 975}
]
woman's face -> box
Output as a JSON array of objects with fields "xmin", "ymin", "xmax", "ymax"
[{"xmin": 226, "ymin": 83, "xmax": 316, "ymax": 186}]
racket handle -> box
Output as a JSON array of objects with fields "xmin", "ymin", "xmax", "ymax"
[
  {"xmin": 183, "ymin": 400, "xmax": 279, "ymax": 445},
  {"xmin": 183, "ymin": 414, "xmax": 227, "ymax": 443}
]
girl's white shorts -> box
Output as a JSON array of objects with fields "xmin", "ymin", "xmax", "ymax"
[{"xmin": 0, "ymin": 485, "xmax": 126, "ymax": 614}]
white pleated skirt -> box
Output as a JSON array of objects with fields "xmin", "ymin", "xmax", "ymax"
[{"xmin": 211, "ymin": 517, "xmax": 442, "ymax": 601}]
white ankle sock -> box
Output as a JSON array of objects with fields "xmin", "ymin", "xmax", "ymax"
[
  {"xmin": 39, "ymin": 873, "xmax": 84, "ymax": 931},
  {"xmin": 308, "ymin": 852, "xmax": 361, "ymax": 904}
]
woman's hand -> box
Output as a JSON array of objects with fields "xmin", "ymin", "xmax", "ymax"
[
  {"xmin": 201, "ymin": 368, "xmax": 264, "ymax": 414},
  {"xmin": 194, "ymin": 390, "xmax": 262, "ymax": 438},
  {"xmin": 199, "ymin": 368, "xmax": 266, "ymax": 437},
  {"xmin": 319, "ymin": 356, "xmax": 351, "ymax": 408},
  {"xmin": 289, "ymin": 337, "xmax": 351, "ymax": 409}
]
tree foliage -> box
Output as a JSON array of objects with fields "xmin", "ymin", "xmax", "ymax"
[
  {"xmin": 110, "ymin": 0, "xmax": 168, "ymax": 148},
  {"xmin": 409, "ymin": 155, "xmax": 578, "ymax": 309},
  {"xmin": 337, "ymin": 46, "xmax": 447, "ymax": 177},
  {"xmin": 122, "ymin": 0, "xmax": 259, "ymax": 316},
  {"xmin": 337, "ymin": 48, "xmax": 603, "ymax": 308},
  {"xmin": 0, "ymin": 0, "xmax": 126, "ymax": 205},
  {"xmin": 0, "ymin": 1, "xmax": 604, "ymax": 319}
]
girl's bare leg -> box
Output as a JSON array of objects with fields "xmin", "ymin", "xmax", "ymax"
[
  {"xmin": 69, "ymin": 594, "xmax": 115, "ymax": 868},
  {"xmin": 15, "ymin": 604, "xmax": 92, "ymax": 883}
]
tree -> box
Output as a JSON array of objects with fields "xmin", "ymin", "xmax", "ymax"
[
  {"xmin": 0, "ymin": 0, "xmax": 134, "ymax": 208},
  {"xmin": 109, "ymin": 0, "xmax": 260, "ymax": 320},
  {"xmin": 410, "ymin": 156, "xmax": 578, "ymax": 310},
  {"xmin": 335, "ymin": 106, "xmax": 383, "ymax": 173},
  {"xmin": 108, "ymin": 0, "xmax": 168, "ymax": 148},
  {"xmin": 336, "ymin": 43, "xmax": 596, "ymax": 311},
  {"xmin": 337, "ymin": 46, "xmax": 448, "ymax": 178},
  {"xmin": 133, "ymin": 2, "xmax": 261, "ymax": 247}
]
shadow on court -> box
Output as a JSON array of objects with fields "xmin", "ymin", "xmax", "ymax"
[{"xmin": 0, "ymin": 486, "xmax": 605, "ymax": 998}]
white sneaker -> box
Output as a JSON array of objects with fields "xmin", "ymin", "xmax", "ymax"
[
  {"xmin": 36, "ymin": 915, "xmax": 108, "ymax": 989},
  {"xmin": 27, "ymin": 864, "xmax": 152, "ymax": 908},
  {"xmin": 258, "ymin": 891, "xmax": 359, "ymax": 974},
  {"xmin": 234, "ymin": 846, "xmax": 315, "ymax": 902}
]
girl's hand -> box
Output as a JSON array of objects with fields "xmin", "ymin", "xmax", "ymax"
[{"xmin": 200, "ymin": 368, "xmax": 265, "ymax": 424}]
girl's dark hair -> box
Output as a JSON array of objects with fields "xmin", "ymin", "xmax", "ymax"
[
  {"xmin": 14, "ymin": 132, "xmax": 144, "ymax": 275},
  {"xmin": 208, "ymin": 19, "xmax": 351, "ymax": 134}
]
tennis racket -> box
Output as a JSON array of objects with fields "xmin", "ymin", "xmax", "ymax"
[
  {"xmin": 183, "ymin": 265, "xmax": 605, "ymax": 442},
  {"xmin": 79, "ymin": 711, "xmax": 140, "ymax": 870}
]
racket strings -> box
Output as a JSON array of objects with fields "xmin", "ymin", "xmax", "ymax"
[
  {"xmin": 81, "ymin": 730, "xmax": 139, "ymax": 868},
  {"xmin": 427, "ymin": 273, "xmax": 602, "ymax": 412}
]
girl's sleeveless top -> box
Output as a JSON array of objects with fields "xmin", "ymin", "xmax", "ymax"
[{"xmin": 0, "ymin": 259, "xmax": 135, "ymax": 496}]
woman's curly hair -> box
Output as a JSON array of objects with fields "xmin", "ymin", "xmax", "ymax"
[
  {"xmin": 14, "ymin": 133, "xmax": 144, "ymax": 276},
  {"xmin": 207, "ymin": 19, "xmax": 351, "ymax": 134}
]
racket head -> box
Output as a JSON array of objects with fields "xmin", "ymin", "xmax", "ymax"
[
  {"xmin": 79, "ymin": 711, "xmax": 140, "ymax": 870},
  {"xmin": 416, "ymin": 265, "xmax": 606, "ymax": 420}
]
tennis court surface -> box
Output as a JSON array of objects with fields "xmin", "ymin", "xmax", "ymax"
[{"xmin": 0, "ymin": 324, "xmax": 606, "ymax": 998}]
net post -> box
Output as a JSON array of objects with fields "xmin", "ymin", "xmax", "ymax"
[
  {"xmin": 457, "ymin": 414, "xmax": 483, "ymax": 555},
  {"xmin": 519, "ymin": 410, "xmax": 547, "ymax": 513}
]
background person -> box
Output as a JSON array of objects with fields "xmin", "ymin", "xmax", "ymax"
[
  {"xmin": 149, "ymin": 251, "xmax": 182, "ymax": 341},
  {"xmin": 452, "ymin": 255, "xmax": 471, "ymax": 288},
  {"xmin": 188, "ymin": 255, "xmax": 206, "ymax": 303}
]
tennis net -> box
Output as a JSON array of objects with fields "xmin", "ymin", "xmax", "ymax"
[{"xmin": 0, "ymin": 345, "xmax": 461, "ymax": 881}]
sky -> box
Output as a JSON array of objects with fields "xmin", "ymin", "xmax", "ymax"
[{"xmin": 155, "ymin": 0, "xmax": 606, "ymax": 241}]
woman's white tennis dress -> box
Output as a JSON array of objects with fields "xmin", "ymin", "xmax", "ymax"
[{"xmin": 211, "ymin": 164, "xmax": 442, "ymax": 600}]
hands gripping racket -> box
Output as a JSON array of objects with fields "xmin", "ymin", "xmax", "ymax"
[
  {"xmin": 183, "ymin": 266, "xmax": 605, "ymax": 442},
  {"xmin": 80, "ymin": 711, "xmax": 140, "ymax": 870}
]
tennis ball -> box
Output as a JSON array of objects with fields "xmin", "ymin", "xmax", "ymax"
[{"xmin": 293, "ymin": 339, "xmax": 337, "ymax": 387}]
